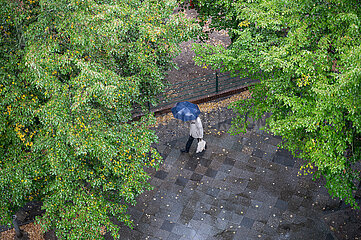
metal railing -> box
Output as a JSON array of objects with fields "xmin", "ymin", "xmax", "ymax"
[{"xmin": 132, "ymin": 71, "xmax": 258, "ymax": 117}]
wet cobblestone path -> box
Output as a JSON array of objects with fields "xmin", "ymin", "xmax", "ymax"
[{"xmin": 107, "ymin": 106, "xmax": 343, "ymax": 240}]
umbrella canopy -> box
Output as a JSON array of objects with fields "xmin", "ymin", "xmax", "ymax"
[{"xmin": 171, "ymin": 101, "xmax": 200, "ymax": 121}]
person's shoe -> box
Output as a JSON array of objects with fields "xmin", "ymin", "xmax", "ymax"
[{"xmin": 180, "ymin": 149, "xmax": 189, "ymax": 153}]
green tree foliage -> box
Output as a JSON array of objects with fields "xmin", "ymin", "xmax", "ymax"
[
  {"xmin": 192, "ymin": 0, "xmax": 361, "ymax": 207},
  {"xmin": 190, "ymin": 0, "xmax": 241, "ymax": 43},
  {"xmin": 0, "ymin": 0, "xmax": 200, "ymax": 238}
]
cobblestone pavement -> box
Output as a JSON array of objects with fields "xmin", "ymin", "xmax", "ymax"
[{"xmin": 106, "ymin": 105, "xmax": 347, "ymax": 240}]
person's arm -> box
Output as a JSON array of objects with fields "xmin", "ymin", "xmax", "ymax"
[
  {"xmin": 197, "ymin": 118, "xmax": 203, "ymax": 139},
  {"xmin": 190, "ymin": 121, "xmax": 196, "ymax": 136}
]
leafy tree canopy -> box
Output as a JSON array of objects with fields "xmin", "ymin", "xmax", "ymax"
[
  {"xmin": 192, "ymin": 0, "xmax": 361, "ymax": 207},
  {"xmin": 0, "ymin": 0, "xmax": 200, "ymax": 239}
]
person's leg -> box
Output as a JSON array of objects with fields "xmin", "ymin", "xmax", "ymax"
[
  {"xmin": 181, "ymin": 135, "xmax": 194, "ymax": 153},
  {"xmin": 185, "ymin": 135, "xmax": 195, "ymax": 152}
]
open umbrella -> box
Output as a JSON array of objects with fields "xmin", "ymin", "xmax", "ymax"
[{"xmin": 171, "ymin": 101, "xmax": 200, "ymax": 121}]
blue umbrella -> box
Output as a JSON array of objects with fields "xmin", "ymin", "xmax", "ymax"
[{"xmin": 171, "ymin": 101, "xmax": 200, "ymax": 121}]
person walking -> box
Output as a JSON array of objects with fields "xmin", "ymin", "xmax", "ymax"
[
  {"xmin": 180, "ymin": 116, "xmax": 206, "ymax": 153},
  {"xmin": 171, "ymin": 101, "xmax": 206, "ymax": 153}
]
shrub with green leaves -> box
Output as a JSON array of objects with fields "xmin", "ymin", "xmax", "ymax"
[
  {"xmin": 192, "ymin": 0, "xmax": 361, "ymax": 208},
  {"xmin": 0, "ymin": 0, "xmax": 200, "ymax": 239}
]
